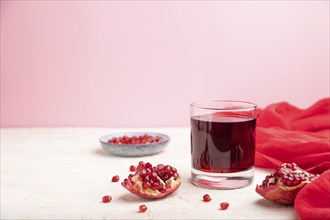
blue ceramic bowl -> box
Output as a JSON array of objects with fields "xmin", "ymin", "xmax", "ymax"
[{"xmin": 100, "ymin": 132, "xmax": 170, "ymax": 157}]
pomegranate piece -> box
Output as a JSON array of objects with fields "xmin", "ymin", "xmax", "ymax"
[
  {"xmin": 108, "ymin": 134, "xmax": 162, "ymax": 145},
  {"xmin": 102, "ymin": 195, "xmax": 112, "ymax": 203},
  {"xmin": 111, "ymin": 175, "xmax": 120, "ymax": 182},
  {"xmin": 256, "ymin": 163, "xmax": 320, "ymax": 205},
  {"xmin": 121, "ymin": 161, "xmax": 181, "ymax": 199},
  {"xmin": 203, "ymin": 194, "xmax": 212, "ymax": 202},
  {"xmin": 220, "ymin": 202, "xmax": 229, "ymax": 210},
  {"xmin": 139, "ymin": 204, "xmax": 148, "ymax": 213}
]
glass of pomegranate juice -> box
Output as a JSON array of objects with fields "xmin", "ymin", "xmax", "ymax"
[{"xmin": 190, "ymin": 100, "xmax": 257, "ymax": 189}]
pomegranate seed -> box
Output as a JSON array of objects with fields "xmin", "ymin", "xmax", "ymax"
[
  {"xmin": 220, "ymin": 202, "xmax": 229, "ymax": 210},
  {"xmin": 142, "ymin": 182, "xmax": 149, "ymax": 189},
  {"xmin": 102, "ymin": 195, "xmax": 112, "ymax": 203},
  {"xmin": 139, "ymin": 204, "xmax": 148, "ymax": 213},
  {"xmin": 203, "ymin": 194, "xmax": 211, "ymax": 202},
  {"xmin": 129, "ymin": 165, "xmax": 137, "ymax": 172},
  {"xmin": 145, "ymin": 162, "xmax": 152, "ymax": 169},
  {"xmin": 146, "ymin": 168, "xmax": 152, "ymax": 176},
  {"xmin": 111, "ymin": 175, "xmax": 120, "ymax": 182},
  {"xmin": 164, "ymin": 165, "xmax": 171, "ymax": 172}
]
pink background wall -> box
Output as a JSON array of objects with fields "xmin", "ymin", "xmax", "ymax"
[{"xmin": 1, "ymin": 1, "xmax": 329, "ymax": 127}]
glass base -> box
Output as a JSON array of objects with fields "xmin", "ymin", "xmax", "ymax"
[{"xmin": 191, "ymin": 167, "xmax": 254, "ymax": 189}]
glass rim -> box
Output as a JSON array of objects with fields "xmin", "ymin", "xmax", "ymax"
[{"xmin": 190, "ymin": 100, "xmax": 257, "ymax": 111}]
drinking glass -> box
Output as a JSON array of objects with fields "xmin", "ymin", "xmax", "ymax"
[{"xmin": 190, "ymin": 100, "xmax": 257, "ymax": 189}]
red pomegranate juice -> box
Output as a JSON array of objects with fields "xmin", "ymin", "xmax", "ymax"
[{"xmin": 191, "ymin": 114, "xmax": 256, "ymax": 173}]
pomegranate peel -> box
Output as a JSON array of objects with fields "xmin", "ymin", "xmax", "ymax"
[
  {"xmin": 121, "ymin": 161, "xmax": 181, "ymax": 199},
  {"xmin": 256, "ymin": 181, "xmax": 309, "ymax": 205},
  {"xmin": 256, "ymin": 163, "xmax": 319, "ymax": 205}
]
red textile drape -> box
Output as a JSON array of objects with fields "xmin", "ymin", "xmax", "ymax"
[
  {"xmin": 294, "ymin": 170, "xmax": 330, "ymax": 220},
  {"xmin": 256, "ymin": 98, "xmax": 330, "ymax": 220},
  {"xmin": 256, "ymin": 98, "xmax": 330, "ymax": 173}
]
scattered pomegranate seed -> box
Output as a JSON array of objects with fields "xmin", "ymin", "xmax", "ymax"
[
  {"xmin": 203, "ymin": 194, "xmax": 212, "ymax": 202},
  {"xmin": 108, "ymin": 134, "xmax": 162, "ymax": 145},
  {"xmin": 129, "ymin": 165, "xmax": 137, "ymax": 172},
  {"xmin": 112, "ymin": 175, "xmax": 120, "ymax": 182},
  {"xmin": 220, "ymin": 202, "xmax": 229, "ymax": 210},
  {"xmin": 139, "ymin": 204, "xmax": 148, "ymax": 213},
  {"xmin": 102, "ymin": 195, "xmax": 112, "ymax": 203}
]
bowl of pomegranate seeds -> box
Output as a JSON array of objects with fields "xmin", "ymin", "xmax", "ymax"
[{"xmin": 100, "ymin": 132, "xmax": 170, "ymax": 157}]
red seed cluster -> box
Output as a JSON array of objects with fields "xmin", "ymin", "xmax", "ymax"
[
  {"xmin": 261, "ymin": 163, "xmax": 320, "ymax": 188},
  {"xmin": 102, "ymin": 195, "xmax": 112, "ymax": 203},
  {"xmin": 108, "ymin": 134, "xmax": 162, "ymax": 145},
  {"xmin": 134, "ymin": 161, "xmax": 178, "ymax": 192}
]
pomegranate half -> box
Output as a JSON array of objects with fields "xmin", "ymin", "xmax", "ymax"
[
  {"xmin": 122, "ymin": 161, "xmax": 181, "ymax": 199},
  {"xmin": 256, "ymin": 163, "xmax": 319, "ymax": 205}
]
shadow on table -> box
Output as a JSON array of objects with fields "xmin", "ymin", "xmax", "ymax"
[
  {"xmin": 93, "ymin": 148, "xmax": 152, "ymax": 158},
  {"xmin": 119, "ymin": 193, "xmax": 162, "ymax": 203},
  {"xmin": 94, "ymin": 148, "xmax": 115, "ymax": 157},
  {"xmin": 254, "ymin": 199, "xmax": 299, "ymax": 219},
  {"xmin": 254, "ymin": 198, "xmax": 294, "ymax": 209}
]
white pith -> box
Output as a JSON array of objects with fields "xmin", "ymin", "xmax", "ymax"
[{"xmin": 131, "ymin": 174, "xmax": 178, "ymax": 195}]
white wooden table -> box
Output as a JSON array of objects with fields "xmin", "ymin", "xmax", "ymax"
[{"xmin": 1, "ymin": 128, "xmax": 297, "ymax": 219}]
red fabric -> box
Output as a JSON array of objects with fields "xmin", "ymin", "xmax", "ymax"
[
  {"xmin": 256, "ymin": 98, "xmax": 330, "ymax": 219},
  {"xmin": 294, "ymin": 170, "xmax": 330, "ymax": 220},
  {"xmin": 256, "ymin": 98, "xmax": 330, "ymax": 174}
]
